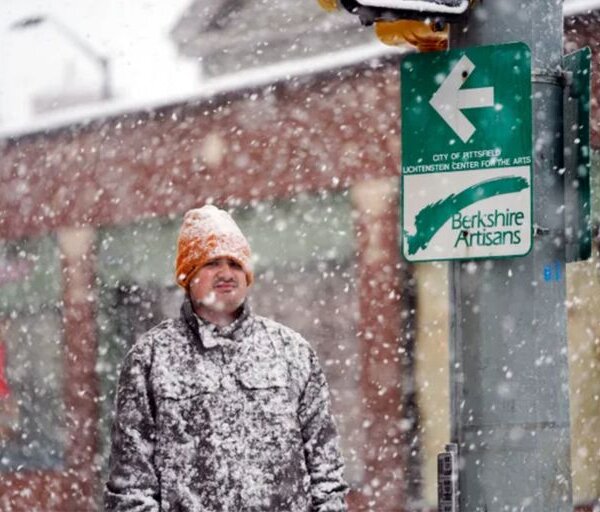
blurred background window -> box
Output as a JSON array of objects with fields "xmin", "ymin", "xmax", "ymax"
[{"xmin": 0, "ymin": 235, "xmax": 65, "ymax": 471}]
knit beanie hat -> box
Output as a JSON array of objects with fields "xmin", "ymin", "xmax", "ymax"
[{"xmin": 175, "ymin": 205, "xmax": 253, "ymax": 289}]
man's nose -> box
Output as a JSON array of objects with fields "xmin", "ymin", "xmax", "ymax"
[{"xmin": 217, "ymin": 262, "xmax": 235, "ymax": 278}]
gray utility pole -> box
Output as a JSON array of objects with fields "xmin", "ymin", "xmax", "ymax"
[{"xmin": 449, "ymin": 1, "xmax": 572, "ymax": 511}]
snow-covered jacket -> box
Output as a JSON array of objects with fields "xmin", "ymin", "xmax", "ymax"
[{"xmin": 104, "ymin": 298, "xmax": 348, "ymax": 512}]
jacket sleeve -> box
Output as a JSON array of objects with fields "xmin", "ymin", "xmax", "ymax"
[
  {"xmin": 104, "ymin": 336, "xmax": 160, "ymax": 512},
  {"xmin": 298, "ymin": 347, "xmax": 349, "ymax": 512}
]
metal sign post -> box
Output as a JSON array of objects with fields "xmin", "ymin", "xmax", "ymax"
[{"xmin": 447, "ymin": 0, "xmax": 573, "ymax": 510}]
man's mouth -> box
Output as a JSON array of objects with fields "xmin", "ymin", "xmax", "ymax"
[{"xmin": 214, "ymin": 282, "xmax": 236, "ymax": 292}]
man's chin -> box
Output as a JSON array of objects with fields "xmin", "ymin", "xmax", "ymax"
[{"xmin": 203, "ymin": 298, "xmax": 243, "ymax": 314}]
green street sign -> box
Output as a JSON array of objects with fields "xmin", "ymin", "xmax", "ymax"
[
  {"xmin": 401, "ymin": 42, "xmax": 532, "ymax": 262},
  {"xmin": 564, "ymin": 47, "xmax": 592, "ymax": 262}
]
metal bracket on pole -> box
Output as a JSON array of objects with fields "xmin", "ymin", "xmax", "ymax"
[
  {"xmin": 532, "ymin": 224, "xmax": 552, "ymax": 237},
  {"xmin": 531, "ymin": 68, "xmax": 567, "ymax": 87},
  {"xmin": 531, "ymin": 59, "xmax": 592, "ymax": 260}
]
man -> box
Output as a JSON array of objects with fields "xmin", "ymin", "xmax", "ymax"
[{"xmin": 105, "ymin": 205, "xmax": 348, "ymax": 512}]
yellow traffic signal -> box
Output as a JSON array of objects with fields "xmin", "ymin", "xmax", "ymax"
[
  {"xmin": 374, "ymin": 19, "xmax": 448, "ymax": 51},
  {"xmin": 317, "ymin": 0, "xmax": 338, "ymax": 12}
]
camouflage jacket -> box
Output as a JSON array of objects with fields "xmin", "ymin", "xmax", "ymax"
[{"xmin": 104, "ymin": 298, "xmax": 348, "ymax": 512}]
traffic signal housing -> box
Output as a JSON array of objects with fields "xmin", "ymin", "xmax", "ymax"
[
  {"xmin": 339, "ymin": 0, "xmax": 470, "ymax": 26},
  {"xmin": 315, "ymin": 0, "xmax": 472, "ymax": 50}
]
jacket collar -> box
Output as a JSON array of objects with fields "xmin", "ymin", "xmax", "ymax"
[{"xmin": 181, "ymin": 295, "xmax": 253, "ymax": 349}]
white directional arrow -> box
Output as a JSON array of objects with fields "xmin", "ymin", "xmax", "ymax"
[{"xmin": 429, "ymin": 55, "xmax": 495, "ymax": 143}]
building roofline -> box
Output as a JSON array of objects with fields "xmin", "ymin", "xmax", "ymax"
[
  {"xmin": 2, "ymin": 0, "xmax": 598, "ymax": 141},
  {"xmin": 0, "ymin": 42, "xmax": 404, "ymax": 141},
  {"xmin": 564, "ymin": 0, "xmax": 600, "ymax": 16}
]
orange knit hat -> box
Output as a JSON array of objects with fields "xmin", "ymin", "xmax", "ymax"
[{"xmin": 175, "ymin": 205, "xmax": 253, "ymax": 289}]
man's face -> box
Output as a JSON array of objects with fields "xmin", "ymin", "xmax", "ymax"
[{"xmin": 189, "ymin": 257, "xmax": 249, "ymax": 315}]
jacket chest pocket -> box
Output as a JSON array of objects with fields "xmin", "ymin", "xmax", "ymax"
[
  {"xmin": 155, "ymin": 373, "xmax": 221, "ymax": 442},
  {"xmin": 238, "ymin": 363, "xmax": 292, "ymax": 417}
]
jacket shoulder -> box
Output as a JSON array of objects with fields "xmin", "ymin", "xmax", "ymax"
[
  {"xmin": 123, "ymin": 318, "xmax": 185, "ymax": 365},
  {"xmin": 141, "ymin": 318, "xmax": 182, "ymax": 342},
  {"xmin": 126, "ymin": 317, "xmax": 214, "ymax": 397},
  {"xmin": 251, "ymin": 315, "xmax": 317, "ymax": 379},
  {"xmin": 139, "ymin": 317, "xmax": 189, "ymax": 346},
  {"xmin": 253, "ymin": 315, "xmax": 310, "ymax": 349}
]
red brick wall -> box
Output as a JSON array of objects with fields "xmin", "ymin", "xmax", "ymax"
[{"xmin": 0, "ymin": 62, "xmax": 401, "ymax": 241}]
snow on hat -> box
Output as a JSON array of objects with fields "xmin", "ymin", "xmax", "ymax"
[{"xmin": 175, "ymin": 205, "xmax": 253, "ymax": 289}]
